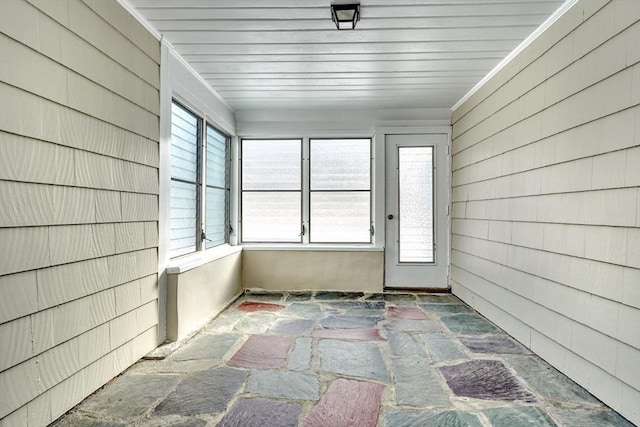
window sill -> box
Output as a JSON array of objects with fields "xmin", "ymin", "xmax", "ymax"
[
  {"xmin": 241, "ymin": 245, "xmax": 383, "ymax": 252},
  {"xmin": 167, "ymin": 244, "xmax": 242, "ymax": 274}
]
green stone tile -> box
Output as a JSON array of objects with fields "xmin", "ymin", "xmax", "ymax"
[
  {"xmin": 419, "ymin": 303, "xmax": 473, "ymax": 314},
  {"xmin": 318, "ymin": 339, "xmax": 388, "ymax": 381},
  {"xmin": 384, "ymin": 409, "xmax": 483, "ymax": 427},
  {"xmin": 288, "ymin": 337, "xmax": 312, "ymax": 370},
  {"xmin": 247, "ymin": 370, "xmax": 319, "ymax": 400},
  {"xmin": 550, "ymin": 409, "xmax": 636, "ymax": 426},
  {"xmin": 392, "ymin": 356, "xmax": 451, "ymax": 407},
  {"xmin": 503, "ymin": 356, "xmax": 600, "ymax": 405},
  {"xmin": 441, "ymin": 314, "xmax": 500, "ymax": 335},
  {"xmin": 483, "ymin": 407, "xmax": 557, "ymax": 427},
  {"xmin": 419, "ymin": 333, "xmax": 467, "ymax": 361}
]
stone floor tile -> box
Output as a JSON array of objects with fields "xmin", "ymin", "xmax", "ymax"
[
  {"xmin": 550, "ymin": 408, "xmax": 636, "ymax": 426},
  {"xmin": 322, "ymin": 300, "xmax": 385, "ymax": 310},
  {"xmin": 503, "ymin": 356, "xmax": 600, "ymax": 405},
  {"xmin": 483, "ymin": 406, "xmax": 557, "ymax": 427},
  {"xmin": 204, "ymin": 313, "xmax": 244, "ymax": 333},
  {"xmin": 268, "ymin": 318, "xmax": 316, "ymax": 336},
  {"xmin": 387, "ymin": 332, "xmax": 424, "ymax": 355},
  {"xmin": 138, "ymin": 417, "xmax": 208, "ymax": 427},
  {"xmin": 385, "ymin": 319, "xmax": 442, "ymax": 332},
  {"xmin": 218, "ymin": 398, "xmax": 302, "ymax": 427},
  {"xmin": 314, "ymin": 291, "xmax": 364, "ymax": 300},
  {"xmin": 441, "ymin": 314, "xmax": 500, "ymax": 334},
  {"xmin": 238, "ymin": 301, "xmax": 286, "ymax": 312},
  {"xmin": 382, "ymin": 293, "xmax": 416, "ymax": 306},
  {"xmin": 302, "ymin": 378, "xmax": 384, "ymax": 427},
  {"xmin": 243, "ymin": 292, "xmax": 286, "ymax": 302},
  {"xmin": 134, "ymin": 359, "xmax": 219, "ymax": 374},
  {"xmin": 312, "ymin": 328, "xmax": 384, "ymax": 341},
  {"xmin": 228, "ymin": 335, "xmax": 292, "ymax": 368},
  {"xmin": 419, "ymin": 333, "xmax": 467, "ymax": 362},
  {"xmin": 79, "ymin": 375, "xmax": 181, "ymax": 419},
  {"xmin": 388, "ymin": 306, "xmax": 427, "ymax": 319},
  {"xmin": 438, "ymin": 360, "xmax": 537, "ymax": 402},
  {"xmin": 320, "ymin": 315, "xmax": 381, "ymax": 329},
  {"xmin": 383, "ymin": 409, "xmax": 484, "ymax": 427},
  {"xmin": 393, "ymin": 356, "xmax": 451, "ymax": 407},
  {"xmin": 286, "ymin": 292, "xmax": 313, "ymax": 302},
  {"xmin": 153, "ymin": 368, "xmax": 245, "ymax": 416},
  {"xmin": 417, "ymin": 294, "xmax": 462, "ymax": 304},
  {"xmin": 233, "ymin": 313, "xmax": 277, "ymax": 334},
  {"xmin": 318, "ymin": 340, "xmax": 388, "ymax": 380},
  {"xmin": 281, "ymin": 303, "xmax": 325, "ymax": 320},
  {"xmin": 419, "ymin": 303, "xmax": 472, "ymax": 313},
  {"xmin": 288, "ymin": 337, "xmax": 313, "ymax": 370},
  {"xmin": 170, "ymin": 333, "xmax": 240, "ymax": 361},
  {"xmin": 54, "ymin": 414, "xmax": 126, "ymax": 427},
  {"xmin": 247, "ymin": 370, "xmax": 320, "ymax": 400},
  {"xmin": 363, "ymin": 293, "xmax": 385, "ymax": 301},
  {"xmin": 460, "ymin": 336, "xmax": 528, "ymax": 354}
]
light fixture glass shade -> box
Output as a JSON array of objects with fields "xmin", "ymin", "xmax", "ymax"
[{"xmin": 331, "ymin": 4, "xmax": 360, "ymax": 30}]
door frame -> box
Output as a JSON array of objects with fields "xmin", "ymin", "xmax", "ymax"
[{"xmin": 373, "ymin": 126, "xmax": 452, "ymax": 290}]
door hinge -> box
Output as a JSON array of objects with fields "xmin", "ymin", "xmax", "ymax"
[
  {"xmin": 446, "ymin": 205, "xmax": 450, "ymax": 216},
  {"xmin": 446, "ymin": 144, "xmax": 451, "ymax": 155},
  {"xmin": 370, "ymin": 223, "xmax": 375, "ymax": 236}
]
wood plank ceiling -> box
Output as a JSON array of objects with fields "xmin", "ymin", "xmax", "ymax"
[{"xmin": 128, "ymin": 0, "xmax": 566, "ymax": 111}]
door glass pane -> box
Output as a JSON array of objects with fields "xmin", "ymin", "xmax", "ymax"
[
  {"xmin": 310, "ymin": 139, "xmax": 370, "ymax": 190},
  {"xmin": 242, "ymin": 140, "xmax": 301, "ymax": 190},
  {"xmin": 242, "ymin": 192, "xmax": 301, "ymax": 242},
  {"xmin": 310, "ymin": 192, "xmax": 370, "ymax": 243},
  {"xmin": 398, "ymin": 147, "xmax": 434, "ymax": 263},
  {"xmin": 170, "ymin": 180, "xmax": 197, "ymax": 257}
]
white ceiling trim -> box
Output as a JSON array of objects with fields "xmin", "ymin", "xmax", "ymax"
[{"xmin": 451, "ymin": 0, "xmax": 579, "ymax": 112}]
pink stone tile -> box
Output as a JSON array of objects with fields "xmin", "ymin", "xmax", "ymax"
[
  {"xmin": 303, "ymin": 378, "xmax": 384, "ymax": 427},
  {"xmin": 238, "ymin": 301, "xmax": 285, "ymax": 312},
  {"xmin": 228, "ymin": 335, "xmax": 292, "ymax": 368},
  {"xmin": 388, "ymin": 306, "xmax": 427, "ymax": 319},
  {"xmin": 312, "ymin": 328, "xmax": 384, "ymax": 341}
]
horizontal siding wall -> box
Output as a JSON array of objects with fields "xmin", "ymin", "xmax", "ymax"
[
  {"xmin": 0, "ymin": 0, "xmax": 160, "ymax": 425},
  {"xmin": 450, "ymin": 0, "xmax": 640, "ymax": 424}
]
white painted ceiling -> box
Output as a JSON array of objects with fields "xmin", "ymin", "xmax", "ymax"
[{"xmin": 128, "ymin": 0, "xmax": 566, "ymax": 112}]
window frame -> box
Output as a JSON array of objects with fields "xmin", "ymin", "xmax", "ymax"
[
  {"xmin": 308, "ymin": 137, "xmax": 373, "ymax": 244},
  {"xmin": 240, "ymin": 138, "xmax": 304, "ymax": 244},
  {"xmin": 239, "ymin": 137, "xmax": 373, "ymax": 246},
  {"xmin": 169, "ymin": 99, "xmax": 231, "ymax": 259}
]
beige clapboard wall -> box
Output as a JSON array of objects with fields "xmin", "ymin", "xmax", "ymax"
[
  {"xmin": 0, "ymin": 0, "xmax": 161, "ymax": 424},
  {"xmin": 450, "ymin": 0, "xmax": 640, "ymax": 424}
]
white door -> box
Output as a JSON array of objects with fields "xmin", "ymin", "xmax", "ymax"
[{"xmin": 385, "ymin": 133, "xmax": 450, "ymax": 289}]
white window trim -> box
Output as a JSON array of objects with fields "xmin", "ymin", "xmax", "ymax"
[
  {"xmin": 238, "ymin": 135, "xmax": 378, "ymax": 247},
  {"xmin": 159, "ymin": 41, "xmax": 238, "ymax": 277}
]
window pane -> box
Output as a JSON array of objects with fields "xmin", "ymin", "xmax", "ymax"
[
  {"xmin": 206, "ymin": 125, "xmax": 227, "ymax": 188},
  {"xmin": 310, "ymin": 192, "xmax": 370, "ymax": 243},
  {"xmin": 170, "ymin": 180, "xmax": 197, "ymax": 257},
  {"xmin": 310, "ymin": 139, "xmax": 370, "ymax": 190},
  {"xmin": 242, "ymin": 192, "xmax": 301, "ymax": 242},
  {"xmin": 171, "ymin": 103, "xmax": 198, "ymax": 182},
  {"xmin": 205, "ymin": 187, "xmax": 226, "ymax": 248},
  {"xmin": 242, "ymin": 140, "xmax": 301, "ymax": 190},
  {"xmin": 398, "ymin": 147, "xmax": 434, "ymax": 263}
]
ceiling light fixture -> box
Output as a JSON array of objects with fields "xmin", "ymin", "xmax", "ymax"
[{"xmin": 331, "ymin": 3, "xmax": 360, "ymax": 30}]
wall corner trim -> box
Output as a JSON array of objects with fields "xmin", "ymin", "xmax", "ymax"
[{"xmin": 451, "ymin": 0, "xmax": 579, "ymax": 112}]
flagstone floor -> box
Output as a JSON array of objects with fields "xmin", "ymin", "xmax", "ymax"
[{"xmin": 54, "ymin": 292, "xmax": 634, "ymax": 427}]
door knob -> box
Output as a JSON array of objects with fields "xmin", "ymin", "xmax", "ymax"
[{"xmin": 387, "ymin": 214, "xmax": 394, "ymax": 220}]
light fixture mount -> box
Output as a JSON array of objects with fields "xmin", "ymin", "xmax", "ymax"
[{"xmin": 331, "ymin": 3, "xmax": 360, "ymax": 30}]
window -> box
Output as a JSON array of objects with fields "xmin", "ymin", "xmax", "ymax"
[
  {"xmin": 310, "ymin": 139, "xmax": 371, "ymax": 243},
  {"xmin": 240, "ymin": 138, "xmax": 371, "ymax": 244},
  {"xmin": 241, "ymin": 139, "xmax": 302, "ymax": 242},
  {"xmin": 170, "ymin": 101, "xmax": 230, "ymax": 257}
]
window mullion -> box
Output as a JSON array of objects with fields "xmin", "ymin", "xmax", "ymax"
[
  {"xmin": 196, "ymin": 118, "xmax": 204, "ymax": 251},
  {"xmin": 302, "ymin": 137, "xmax": 310, "ymax": 245}
]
